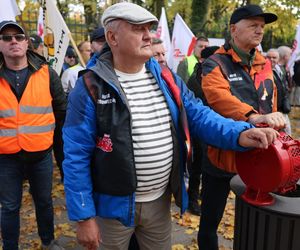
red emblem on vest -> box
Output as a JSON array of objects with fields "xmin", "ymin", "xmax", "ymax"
[{"xmin": 96, "ymin": 134, "xmax": 113, "ymax": 152}]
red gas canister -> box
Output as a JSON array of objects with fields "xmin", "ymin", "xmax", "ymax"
[{"xmin": 235, "ymin": 132, "xmax": 300, "ymax": 206}]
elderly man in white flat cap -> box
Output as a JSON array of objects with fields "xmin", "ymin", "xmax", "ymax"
[{"xmin": 62, "ymin": 2, "xmax": 279, "ymax": 249}]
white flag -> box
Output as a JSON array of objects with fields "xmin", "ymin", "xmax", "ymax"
[
  {"xmin": 156, "ymin": 7, "xmax": 171, "ymax": 62},
  {"xmin": 0, "ymin": 0, "xmax": 21, "ymax": 22},
  {"xmin": 288, "ymin": 24, "xmax": 300, "ymax": 76},
  {"xmin": 37, "ymin": 7, "xmax": 44, "ymax": 39},
  {"xmin": 41, "ymin": 0, "xmax": 70, "ymax": 75},
  {"xmin": 168, "ymin": 14, "xmax": 196, "ymax": 71}
]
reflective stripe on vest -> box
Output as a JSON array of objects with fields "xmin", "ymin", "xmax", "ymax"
[
  {"xmin": 0, "ymin": 129, "xmax": 17, "ymax": 136},
  {"xmin": 20, "ymin": 105, "xmax": 53, "ymax": 114},
  {"xmin": 0, "ymin": 64, "xmax": 55, "ymax": 154},
  {"xmin": 19, "ymin": 123, "xmax": 55, "ymax": 134},
  {"xmin": 0, "ymin": 109, "xmax": 15, "ymax": 118},
  {"xmin": 187, "ymin": 54, "xmax": 198, "ymax": 76}
]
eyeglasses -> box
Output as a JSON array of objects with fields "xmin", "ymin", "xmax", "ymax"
[
  {"xmin": 0, "ymin": 34, "xmax": 27, "ymax": 42},
  {"xmin": 67, "ymin": 55, "xmax": 76, "ymax": 59}
]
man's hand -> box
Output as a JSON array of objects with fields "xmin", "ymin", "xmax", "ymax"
[
  {"xmin": 77, "ymin": 218, "xmax": 101, "ymax": 250},
  {"xmin": 248, "ymin": 112, "xmax": 286, "ymax": 130},
  {"xmin": 238, "ymin": 127, "xmax": 279, "ymax": 149}
]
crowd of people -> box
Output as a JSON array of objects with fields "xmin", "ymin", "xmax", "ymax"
[{"xmin": 0, "ymin": 2, "xmax": 298, "ymax": 250}]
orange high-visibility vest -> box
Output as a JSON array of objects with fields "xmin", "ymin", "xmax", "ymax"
[{"xmin": 0, "ymin": 65, "xmax": 55, "ymax": 154}]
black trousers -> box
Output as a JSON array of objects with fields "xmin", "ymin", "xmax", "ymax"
[
  {"xmin": 198, "ymin": 171, "xmax": 233, "ymax": 250},
  {"xmin": 188, "ymin": 140, "xmax": 202, "ymax": 201}
]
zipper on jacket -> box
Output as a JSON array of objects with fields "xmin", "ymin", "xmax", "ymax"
[
  {"xmin": 107, "ymin": 80, "xmax": 137, "ymax": 188},
  {"xmin": 80, "ymin": 192, "xmax": 85, "ymax": 207}
]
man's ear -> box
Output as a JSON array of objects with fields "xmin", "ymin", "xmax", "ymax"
[
  {"xmin": 230, "ymin": 24, "xmax": 236, "ymax": 34},
  {"xmin": 106, "ymin": 30, "xmax": 117, "ymax": 47}
]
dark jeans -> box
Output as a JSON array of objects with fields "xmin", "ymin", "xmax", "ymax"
[
  {"xmin": 188, "ymin": 140, "xmax": 202, "ymax": 201},
  {"xmin": 198, "ymin": 171, "xmax": 233, "ymax": 250},
  {"xmin": 0, "ymin": 152, "xmax": 54, "ymax": 250}
]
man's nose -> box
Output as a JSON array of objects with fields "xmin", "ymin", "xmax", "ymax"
[{"xmin": 144, "ymin": 29, "xmax": 151, "ymax": 40}]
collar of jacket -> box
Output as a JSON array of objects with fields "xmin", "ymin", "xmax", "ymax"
[
  {"xmin": 0, "ymin": 49, "xmax": 47, "ymax": 76},
  {"xmin": 88, "ymin": 45, "xmax": 162, "ymax": 90},
  {"xmin": 218, "ymin": 41, "xmax": 266, "ymax": 68},
  {"xmin": 229, "ymin": 39, "xmax": 256, "ymax": 67}
]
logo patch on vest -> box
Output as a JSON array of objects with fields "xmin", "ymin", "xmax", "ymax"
[
  {"xmin": 97, "ymin": 93, "xmax": 116, "ymax": 105},
  {"xmin": 96, "ymin": 134, "xmax": 113, "ymax": 152},
  {"xmin": 228, "ymin": 73, "xmax": 243, "ymax": 82}
]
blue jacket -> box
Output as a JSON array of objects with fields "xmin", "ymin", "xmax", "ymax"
[{"xmin": 63, "ymin": 49, "xmax": 253, "ymax": 227}]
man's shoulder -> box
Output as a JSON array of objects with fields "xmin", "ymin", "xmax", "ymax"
[
  {"xmin": 202, "ymin": 54, "xmax": 229, "ymax": 75},
  {"xmin": 178, "ymin": 57, "xmax": 188, "ymax": 66}
]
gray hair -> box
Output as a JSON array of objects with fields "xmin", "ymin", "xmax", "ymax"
[
  {"xmin": 267, "ymin": 48, "xmax": 278, "ymax": 54},
  {"xmin": 277, "ymin": 46, "xmax": 292, "ymax": 59},
  {"xmin": 103, "ymin": 19, "xmax": 122, "ymax": 33},
  {"xmin": 152, "ymin": 38, "xmax": 163, "ymax": 45},
  {"xmin": 103, "ymin": 19, "xmax": 122, "ymax": 45}
]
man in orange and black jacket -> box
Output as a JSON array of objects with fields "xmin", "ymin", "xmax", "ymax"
[{"xmin": 197, "ymin": 5, "xmax": 286, "ymax": 250}]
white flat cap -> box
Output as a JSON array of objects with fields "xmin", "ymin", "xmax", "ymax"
[{"xmin": 101, "ymin": 2, "xmax": 158, "ymax": 27}]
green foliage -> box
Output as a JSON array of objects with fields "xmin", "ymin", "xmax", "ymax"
[
  {"xmin": 167, "ymin": 0, "xmax": 192, "ymax": 27},
  {"xmin": 188, "ymin": 0, "xmax": 299, "ymax": 50},
  {"xmin": 261, "ymin": 0, "xmax": 299, "ymax": 49},
  {"xmin": 17, "ymin": 0, "xmax": 300, "ymax": 52},
  {"xmin": 190, "ymin": 0, "xmax": 211, "ymax": 36},
  {"xmin": 145, "ymin": 0, "xmax": 167, "ymax": 18}
]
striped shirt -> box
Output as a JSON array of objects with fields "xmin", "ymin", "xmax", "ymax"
[{"xmin": 116, "ymin": 66, "xmax": 173, "ymax": 202}]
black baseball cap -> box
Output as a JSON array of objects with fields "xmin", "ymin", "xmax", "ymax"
[
  {"xmin": 0, "ymin": 20, "xmax": 25, "ymax": 34},
  {"xmin": 230, "ymin": 4, "xmax": 277, "ymax": 25},
  {"xmin": 65, "ymin": 46, "xmax": 76, "ymax": 57},
  {"xmin": 90, "ymin": 27, "xmax": 105, "ymax": 42}
]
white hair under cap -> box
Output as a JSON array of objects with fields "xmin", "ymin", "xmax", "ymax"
[{"xmin": 101, "ymin": 2, "xmax": 158, "ymax": 27}]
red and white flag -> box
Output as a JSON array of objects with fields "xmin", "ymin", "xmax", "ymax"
[
  {"xmin": 288, "ymin": 24, "xmax": 300, "ymax": 76},
  {"xmin": 0, "ymin": 0, "xmax": 20, "ymax": 22},
  {"xmin": 37, "ymin": 7, "xmax": 44, "ymax": 39},
  {"xmin": 168, "ymin": 14, "xmax": 196, "ymax": 71},
  {"xmin": 156, "ymin": 7, "xmax": 171, "ymax": 62}
]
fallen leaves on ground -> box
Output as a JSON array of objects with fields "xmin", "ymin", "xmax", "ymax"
[{"xmin": 16, "ymin": 166, "xmax": 76, "ymax": 249}]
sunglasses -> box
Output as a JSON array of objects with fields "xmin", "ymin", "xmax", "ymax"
[
  {"xmin": 67, "ymin": 55, "xmax": 76, "ymax": 59},
  {"xmin": 0, "ymin": 34, "xmax": 27, "ymax": 42}
]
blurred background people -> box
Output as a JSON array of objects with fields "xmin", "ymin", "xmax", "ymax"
[
  {"xmin": 86, "ymin": 27, "xmax": 106, "ymax": 68},
  {"xmin": 177, "ymin": 36, "xmax": 209, "ymax": 83},
  {"xmin": 30, "ymin": 34, "xmax": 44, "ymax": 56},
  {"xmin": 151, "ymin": 38, "xmax": 167, "ymax": 65},
  {"xmin": 291, "ymin": 57, "xmax": 300, "ymax": 106},
  {"xmin": 61, "ymin": 46, "xmax": 77, "ymax": 75},
  {"xmin": 77, "ymin": 40, "xmax": 91, "ymax": 65},
  {"xmin": 185, "ymin": 46, "xmax": 220, "ymax": 216},
  {"xmin": 90, "ymin": 27, "xmax": 106, "ymax": 55},
  {"xmin": 267, "ymin": 48, "xmax": 291, "ymax": 134}
]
